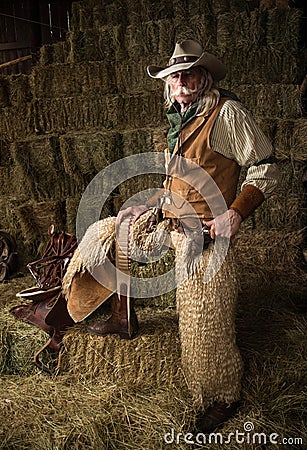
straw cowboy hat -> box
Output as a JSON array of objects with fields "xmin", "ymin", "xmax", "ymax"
[{"xmin": 147, "ymin": 39, "xmax": 226, "ymax": 82}]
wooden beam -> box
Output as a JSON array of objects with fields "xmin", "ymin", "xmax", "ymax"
[
  {"xmin": 0, "ymin": 42, "xmax": 32, "ymax": 51},
  {"xmin": 0, "ymin": 54, "xmax": 32, "ymax": 69}
]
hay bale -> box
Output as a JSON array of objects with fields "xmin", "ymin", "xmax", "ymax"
[
  {"xmin": 0, "ymin": 196, "xmax": 27, "ymax": 237},
  {"xmin": 266, "ymin": 8, "xmax": 302, "ymax": 53},
  {"xmin": 0, "ymin": 311, "xmax": 49, "ymax": 376},
  {"xmin": 276, "ymin": 159, "xmax": 306, "ymax": 196},
  {"xmin": 59, "ymin": 130, "xmax": 122, "ymax": 208},
  {"xmin": 128, "ymin": 0, "xmax": 174, "ymax": 23},
  {"xmin": 65, "ymin": 195, "xmax": 113, "ymax": 236},
  {"xmin": 117, "ymin": 174, "xmax": 164, "ymax": 207},
  {"xmin": 125, "ymin": 21, "xmax": 160, "ymax": 60},
  {"xmin": 0, "ymin": 141, "xmax": 32, "ymax": 198},
  {"xmin": 173, "ymin": 21, "xmax": 197, "ymax": 43},
  {"xmin": 156, "ymin": 19, "xmax": 175, "ymax": 56},
  {"xmin": 256, "ymin": 84, "xmax": 302, "ymax": 118},
  {"xmin": 234, "ymin": 285, "xmax": 306, "ymax": 442},
  {"xmin": 115, "ymin": 128, "xmax": 166, "ymax": 203},
  {"xmin": 237, "ymin": 157, "xmax": 305, "ymax": 231},
  {"xmin": 130, "ymin": 250, "xmax": 176, "ymax": 308},
  {"xmin": 15, "ymin": 200, "xmax": 65, "ymax": 244},
  {"xmin": 15, "ymin": 199, "xmax": 66, "ymax": 256},
  {"xmin": 92, "ymin": 3, "xmax": 125, "ymax": 27},
  {"xmin": 67, "ymin": 27, "xmax": 118, "ymax": 63},
  {"xmin": 120, "ymin": 92, "xmax": 166, "ymax": 129},
  {"xmin": 211, "ymin": 0, "xmax": 231, "ymax": 14},
  {"xmin": 247, "ymin": 48, "xmax": 301, "ymax": 84},
  {"xmin": 39, "ymin": 41, "xmax": 69, "ymax": 65},
  {"xmin": 225, "ymin": 84, "xmax": 301, "ymax": 118},
  {"xmin": 32, "ymin": 94, "xmax": 121, "ymax": 135},
  {"xmin": 248, "ymin": 8, "xmax": 268, "ymax": 46},
  {"xmin": 113, "ymin": 0, "xmax": 218, "ymax": 27},
  {"xmin": 156, "ymin": 0, "xmax": 176, "ymax": 22},
  {"xmin": 10, "ymin": 135, "xmax": 69, "ymax": 200},
  {"xmin": 152, "ymin": 127, "xmax": 168, "ymax": 153},
  {"xmin": 171, "ymin": 11, "xmax": 218, "ymax": 49},
  {"xmin": 252, "ymin": 192, "xmax": 304, "ymax": 231},
  {"xmin": 221, "ymin": 41, "xmax": 303, "ymax": 84},
  {"xmin": 0, "ymin": 104, "xmax": 33, "ymax": 141},
  {"xmin": 31, "ymin": 63, "xmax": 81, "ymax": 98},
  {"xmin": 121, "ymin": 129, "xmax": 155, "ymax": 156},
  {"xmin": 115, "ymin": 56, "xmax": 160, "ymax": 93},
  {"xmin": 275, "ymin": 118, "xmax": 307, "ymax": 161},
  {"xmin": 124, "ymin": 16, "xmax": 216, "ymax": 62},
  {"xmin": 291, "ymin": 119, "xmax": 307, "ymax": 161},
  {"xmin": 60, "ymin": 130, "xmax": 121, "ymax": 179},
  {"xmin": 0, "ymin": 140, "xmax": 10, "ymax": 197},
  {"xmin": 8, "ymin": 74, "xmax": 32, "ymax": 106},
  {"xmin": 80, "ymin": 61, "xmax": 117, "ymax": 94},
  {"xmin": 217, "ymin": 8, "xmax": 303, "ymax": 59},
  {"xmin": 31, "ymin": 62, "xmax": 117, "ymax": 99},
  {"xmin": 235, "ymin": 229, "xmax": 305, "ymax": 286},
  {"xmin": 66, "ymin": 197, "xmax": 82, "ymax": 235},
  {"xmin": 217, "ymin": 11, "xmax": 251, "ymax": 51},
  {"xmin": 0, "ymin": 167, "xmax": 10, "ymax": 197},
  {"xmin": 70, "ymin": 0, "xmax": 94, "ymax": 31},
  {"xmin": 172, "ymin": 0, "xmax": 189, "ymax": 17},
  {"xmin": 254, "ymin": 116, "xmax": 277, "ymax": 143},
  {"xmin": 61, "ymin": 308, "xmax": 181, "ymax": 384},
  {"xmin": 0, "ymin": 140, "xmax": 9, "ymax": 165}
]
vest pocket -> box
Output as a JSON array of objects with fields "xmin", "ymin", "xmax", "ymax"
[{"xmin": 169, "ymin": 184, "xmax": 205, "ymax": 214}]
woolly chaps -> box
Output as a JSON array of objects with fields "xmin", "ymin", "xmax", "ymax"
[
  {"xmin": 172, "ymin": 231, "xmax": 243, "ymax": 408},
  {"xmin": 63, "ymin": 215, "xmax": 243, "ymax": 407}
]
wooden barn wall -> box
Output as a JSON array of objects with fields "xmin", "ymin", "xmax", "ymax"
[
  {"xmin": 0, "ymin": 0, "xmax": 306, "ymax": 282},
  {"xmin": 0, "ymin": 0, "xmax": 72, "ymax": 75}
]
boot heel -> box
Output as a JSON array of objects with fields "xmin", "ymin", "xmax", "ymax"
[
  {"xmin": 119, "ymin": 330, "xmax": 132, "ymax": 340},
  {"xmin": 119, "ymin": 325, "xmax": 139, "ymax": 339}
]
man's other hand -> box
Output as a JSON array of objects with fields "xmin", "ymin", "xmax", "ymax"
[
  {"xmin": 116, "ymin": 205, "xmax": 149, "ymax": 226},
  {"xmin": 203, "ymin": 209, "xmax": 242, "ymax": 239}
]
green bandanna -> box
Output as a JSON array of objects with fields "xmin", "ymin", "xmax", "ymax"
[
  {"xmin": 166, "ymin": 89, "xmax": 239, "ymax": 154},
  {"xmin": 166, "ymin": 101, "xmax": 199, "ymax": 154}
]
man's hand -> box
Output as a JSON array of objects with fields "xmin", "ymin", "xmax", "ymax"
[
  {"xmin": 203, "ymin": 209, "xmax": 242, "ymax": 240},
  {"xmin": 116, "ymin": 205, "xmax": 149, "ymax": 226}
]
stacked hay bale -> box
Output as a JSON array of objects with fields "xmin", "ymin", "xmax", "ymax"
[
  {"xmin": 217, "ymin": 8, "xmax": 307, "ymax": 289},
  {"xmin": 0, "ymin": 1, "xmax": 306, "ymax": 449},
  {"xmin": 0, "ymin": 1, "xmax": 305, "ymax": 278}
]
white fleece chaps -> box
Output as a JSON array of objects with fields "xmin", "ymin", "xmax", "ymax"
[{"xmin": 64, "ymin": 214, "xmax": 243, "ymax": 408}]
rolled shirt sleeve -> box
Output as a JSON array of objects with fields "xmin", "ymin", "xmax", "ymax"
[{"xmin": 210, "ymin": 100, "xmax": 279, "ymax": 198}]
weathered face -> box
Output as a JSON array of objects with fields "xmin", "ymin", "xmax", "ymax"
[{"xmin": 169, "ymin": 67, "xmax": 202, "ymax": 109}]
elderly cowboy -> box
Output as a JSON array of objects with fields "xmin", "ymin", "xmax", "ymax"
[{"xmin": 63, "ymin": 39, "xmax": 279, "ymax": 432}]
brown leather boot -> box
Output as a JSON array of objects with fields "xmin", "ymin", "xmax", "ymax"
[
  {"xmin": 195, "ymin": 401, "xmax": 239, "ymax": 433},
  {"xmin": 87, "ymin": 294, "xmax": 139, "ymax": 339}
]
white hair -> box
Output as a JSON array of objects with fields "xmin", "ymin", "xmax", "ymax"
[{"xmin": 164, "ymin": 67, "xmax": 221, "ymax": 116}]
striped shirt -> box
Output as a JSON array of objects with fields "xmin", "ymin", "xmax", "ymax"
[{"xmin": 210, "ymin": 100, "xmax": 279, "ymax": 198}]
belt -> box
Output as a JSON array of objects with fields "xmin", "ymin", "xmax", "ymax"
[{"xmin": 170, "ymin": 217, "xmax": 213, "ymax": 249}]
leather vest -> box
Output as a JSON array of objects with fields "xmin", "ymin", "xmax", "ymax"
[{"xmin": 164, "ymin": 98, "xmax": 241, "ymax": 220}]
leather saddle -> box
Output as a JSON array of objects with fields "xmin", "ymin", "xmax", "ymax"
[{"xmin": 10, "ymin": 225, "xmax": 77, "ymax": 374}]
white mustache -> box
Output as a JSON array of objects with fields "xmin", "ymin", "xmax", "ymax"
[{"xmin": 172, "ymin": 86, "xmax": 199, "ymax": 96}]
